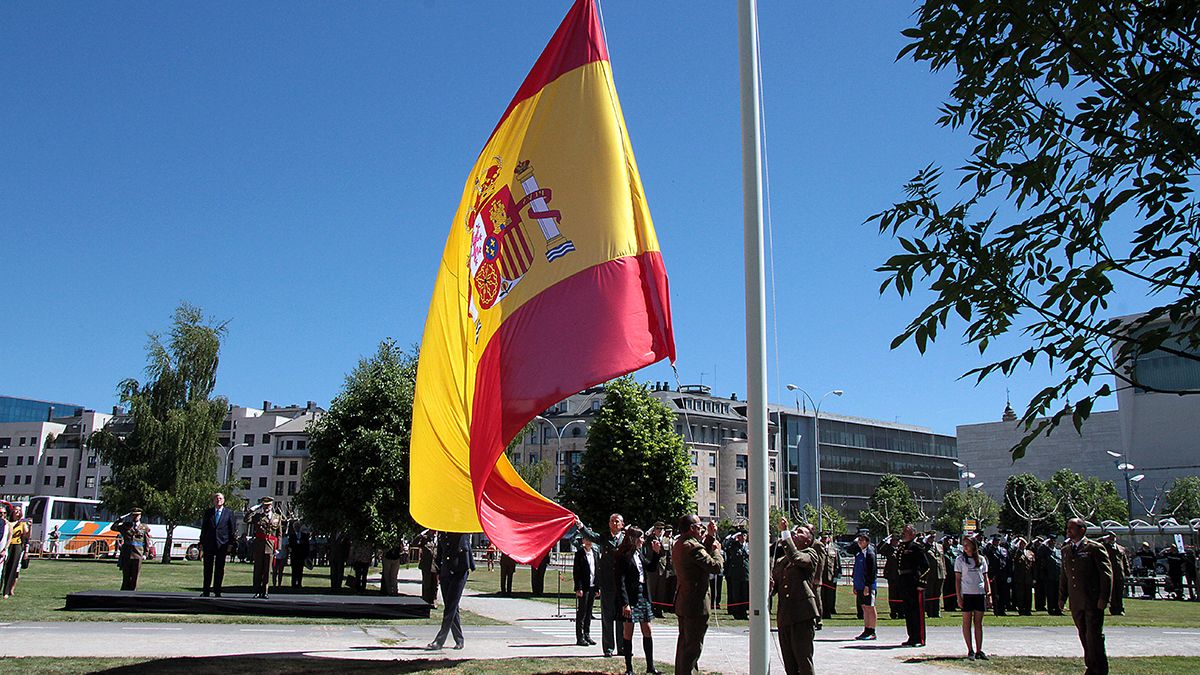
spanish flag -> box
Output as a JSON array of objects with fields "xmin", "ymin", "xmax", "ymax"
[{"xmin": 410, "ymin": 0, "xmax": 674, "ymax": 563}]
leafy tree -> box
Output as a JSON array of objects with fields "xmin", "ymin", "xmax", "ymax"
[
  {"xmin": 559, "ymin": 377, "xmax": 693, "ymax": 531},
  {"xmin": 799, "ymin": 502, "xmax": 848, "ymax": 536},
  {"xmin": 1165, "ymin": 476, "xmax": 1200, "ymax": 521},
  {"xmin": 1049, "ymin": 468, "xmax": 1128, "ymax": 524},
  {"xmin": 858, "ymin": 474, "xmax": 922, "ymax": 538},
  {"xmin": 294, "ymin": 340, "xmax": 418, "ymax": 550},
  {"xmin": 872, "ymin": 1, "xmax": 1200, "ymax": 459},
  {"xmin": 1001, "ymin": 473, "xmax": 1064, "ymax": 538},
  {"xmin": 934, "ymin": 487, "xmax": 1000, "ymax": 534},
  {"xmin": 514, "ymin": 459, "xmax": 554, "ymax": 497},
  {"xmin": 89, "ymin": 303, "xmax": 231, "ymax": 563}
]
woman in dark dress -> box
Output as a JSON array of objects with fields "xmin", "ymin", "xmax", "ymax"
[{"xmin": 615, "ymin": 526, "xmax": 661, "ymax": 675}]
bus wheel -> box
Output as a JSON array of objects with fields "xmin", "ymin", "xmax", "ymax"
[{"xmin": 186, "ymin": 544, "xmax": 201, "ymax": 561}]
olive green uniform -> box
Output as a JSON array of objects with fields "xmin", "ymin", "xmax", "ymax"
[
  {"xmin": 245, "ymin": 507, "xmax": 283, "ymax": 598},
  {"xmin": 110, "ymin": 519, "xmax": 152, "ymax": 591}
]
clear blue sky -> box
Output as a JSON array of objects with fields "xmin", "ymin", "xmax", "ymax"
[{"xmin": 1, "ymin": 2, "xmax": 1143, "ymax": 434}]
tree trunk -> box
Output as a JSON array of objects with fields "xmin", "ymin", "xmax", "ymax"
[{"xmin": 161, "ymin": 523, "xmax": 175, "ymax": 563}]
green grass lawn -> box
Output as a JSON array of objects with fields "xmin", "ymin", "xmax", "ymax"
[
  {"xmin": 0, "ymin": 558, "xmax": 498, "ymax": 625},
  {"xmin": 466, "ymin": 567, "xmax": 1200, "ymax": 628},
  {"xmin": 926, "ymin": 655, "xmax": 1200, "ymax": 674},
  {"xmin": 0, "ymin": 656, "xmax": 665, "ymax": 675}
]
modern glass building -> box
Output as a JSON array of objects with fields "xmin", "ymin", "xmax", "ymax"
[
  {"xmin": 774, "ymin": 406, "xmax": 959, "ymax": 531},
  {"xmin": 0, "ymin": 396, "xmax": 82, "ymax": 423}
]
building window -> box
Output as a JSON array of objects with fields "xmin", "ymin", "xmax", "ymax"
[
  {"xmin": 18, "ymin": 438, "xmax": 26, "ymax": 446},
  {"xmin": 261, "ymin": 434, "xmax": 270, "ymax": 445},
  {"xmin": 591, "ymin": 400, "xmax": 601, "ymax": 411},
  {"xmin": 736, "ymin": 454, "xmax": 748, "ymax": 469},
  {"xmin": 690, "ymin": 451, "xmax": 698, "ymax": 466},
  {"xmin": 258, "ymin": 477, "xmax": 267, "ymax": 488},
  {"xmin": 43, "ymin": 476, "xmax": 51, "ymax": 486},
  {"xmin": 55, "ymin": 476, "xmax": 65, "ymax": 488},
  {"xmin": 770, "ymin": 481, "xmax": 776, "ymax": 495},
  {"xmin": 709, "ymin": 502, "xmax": 717, "ymax": 517},
  {"xmin": 512, "ymin": 453, "xmax": 522, "ymax": 464},
  {"xmin": 27, "ymin": 456, "xmax": 33, "ymax": 465},
  {"xmin": 289, "ymin": 461, "xmax": 298, "ymax": 476},
  {"xmin": 297, "ymin": 440, "xmax": 306, "ymax": 450},
  {"xmin": 736, "ymin": 478, "xmax": 747, "ymax": 494},
  {"xmin": 709, "ymin": 477, "xmax": 716, "ymax": 492},
  {"xmin": 571, "ymin": 427, "xmax": 582, "ymax": 437},
  {"xmin": 528, "ymin": 452, "xmax": 539, "ymax": 465},
  {"xmin": 769, "ymin": 458, "xmax": 776, "ymax": 472},
  {"xmin": 0, "ymin": 438, "xmax": 9, "ymax": 448},
  {"xmin": 15, "ymin": 456, "xmax": 22, "ymax": 466},
  {"xmin": 85, "ymin": 476, "xmax": 95, "ymax": 489},
  {"xmin": 260, "ymin": 455, "xmax": 269, "ymax": 466},
  {"xmin": 736, "ymin": 503, "xmax": 748, "ymax": 517},
  {"xmin": 691, "ymin": 476, "xmax": 698, "ymax": 488},
  {"xmin": 241, "ymin": 456, "xmax": 254, "ymax": 469},
  {"xmin": 709, "ymin": 453, "xmax": 716, "ymax": 467},
  {"xmin": 287, "ymin": 481, "xmax": 297, "ymax": 495},
  {"xmin": 242, "ymin": 434, "xmax": 253, "ymax": 446},
  {"xmin": 285, "ymin": 440, "xmax": 294, "ymax": 450},
  {"xmin": 87, "ymin": 454, "xmax": 97, "ymax": 468},
  {"xmin": 277, "ymin": 461, "xmax": 285, "ymax": 475},
  {"xmin": 0, "ymin": 457, "xmax": 6, "ymax": 468},
  {"xmin": 275, "ymin": 481, "xmax": 284, "ymax": 496},
  {"xmin": 45, "ymin": 456, "xmax": 53, "ymax": 466}
]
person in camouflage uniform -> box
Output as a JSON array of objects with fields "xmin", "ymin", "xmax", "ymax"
[
  {"xmin": 110, "ymin": 507, "xmax": 153, "ymax": 591},
  {"xmin": 244, "ymin": 496, "xmax": 282, "ymax": 599}
]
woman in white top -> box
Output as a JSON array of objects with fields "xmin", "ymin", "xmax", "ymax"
[{"xmin": 954, "ymin": 535, "xmax": 992, "ymax": 661}]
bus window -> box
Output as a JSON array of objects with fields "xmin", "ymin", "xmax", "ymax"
[{"xmin": 26, "ymin": 497, "xmax": 46, "ymax": 525}]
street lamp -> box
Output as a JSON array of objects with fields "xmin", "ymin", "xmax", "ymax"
[
  {"xmin": 913, "ymin": 470, "xmax": 936, "ymax": 527},
  {"xmin": 1107, "ymin": 450, "xmax": 1137, "ymax": 518},
  {"xmin": 218, "ymin": 443, "xmax": 247, "ymax": 485},
  {"xmin": 533, "ymin": 416, "xmax": 587, "ymax": 486},
  {"xmin": 785, "ymin": 384, "xmax": 843, "ymax": 531},
  {"xmin": 952, "ymin": 460, "xmax": 976, "ymax": 488}
]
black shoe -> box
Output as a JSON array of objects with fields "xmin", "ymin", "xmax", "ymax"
[
  {"xmin": 586, "ymin": 638, "xmax": 596, "ymax": 646},
  {"xmin": 862, "ymin": 632, "xmax": 877, "ymax": 641},
  {"xmin": 453, "ymin": 642, "xmax": 464, "ymax": 650},
  {"xmin": 604, "ymin": 650, "xmax": 614, "ymax": 657},
  {"xmin": 201, "ymin": 592, "xmax": 210, "ymax": 598},
  {"xmin": 647, "ymin": 669, "xmax": 663, "ymax": 675},
  {"xmin": 577, "ymin": 640, "xmax": 589, "ymax": 646},
  {"xmin": 214, "ymin": 592, "xmax": 222, "ymax": 598},
  {"xmin": 425, "ymin": 642, "xmax": 442, "ymax": 650},
  {"xmin": 976, "ymin": 650, "xmax": 988, "ymax": 660}
]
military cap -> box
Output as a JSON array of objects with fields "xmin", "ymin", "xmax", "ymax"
[
  {"xmin": 259, "ymin": 496, "xmax": 274, "ymax": 505},
  {"xmin": 131, "ymin": 507, "xmax": 143, "ymax": 515}
]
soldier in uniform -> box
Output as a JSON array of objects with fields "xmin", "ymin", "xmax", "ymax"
[
  {"xmin": 671, "ymin": 515, "xmax": 723, "ymax": 675},
  {"xmin": 1011, "ymin": 537, "xmax": 1036, "ymax": 615},
  {"xmin": 1040, "ymin": 534, "xmax": 1064, "ymax": 613},
  {"xmin": 878, "ymin": 534, "xmax": 904, "ymax": 619},
  {"xmin": 983, "ymin": 534, "xmax": 1010, "ymax": 616},
  {"xmin": 244, "ymin": 496, "xmax": 282, "ymax": 599},
  {"xmin": 820, "ymin": 533, "xmax": 840, "ymax": 620},
  {"xmin": 110, "ymin": 507, "xmax": 153, "ymax": 591},
  {"xmin": 499, "ymin": 550, "xmax": 516, "ymax": 597},
  {"xmin": 722, "ymin": 529, "xmax": 750, "ymax": 620},
  {"xmin": 1060, "ymin": 518, "xmax": 1112, "ymax": 675},
  {"xmin": 645, "ymin": 523, "xmax": 671, "ymax": 618},
  {"xmin": 1101, "ymin": 533, "xmax": 1130, "ymax": 615},
  {"xmin": 416, "ymin": 530, "xmax": 441, "ymax": 605},
  {"xmin": 924, "ymin": 532, "xmax": 945, "ymax": 618},
  {"xmin": 894, "ymin": 524, "xmax": 929, "ymax": 647},
  {"xmin": 942, "ymin": 535, "xmax": 960, "ymax": 612},
  {"xmin": 772, "ymin": 519, "xmax": 821, "ymax": 675}
]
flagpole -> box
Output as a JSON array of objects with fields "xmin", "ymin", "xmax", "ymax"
[{"xmin": 738, "ymin": 1, "xmax": 771, "ymax": 673}]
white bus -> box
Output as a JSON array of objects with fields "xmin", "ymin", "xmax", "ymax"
[{"xmin": 26, "ymin": 496, "xmax": 202, "ymax": 560}]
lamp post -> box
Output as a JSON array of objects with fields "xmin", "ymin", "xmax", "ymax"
[
  {"xmin": 785, "ymin": 385, "xmax": 843, "ymax": 531},
  {"xmin": 219, "ymin": 443, "xmax": 247, "ymax": 485},
  {"xmin": 1106, "ymin": 450, "xmax": 1137, "ymax": 518},
  {"xmin": 952, "ymin": 460, "xmax": 976, "ymax": 489},
  {"xmin": 913, "ymin": 470, "xmax": 936, "ymax": 528},
  {"xmin": 534, "ymin": 416, "xmax": 587, "ymax": 488}
]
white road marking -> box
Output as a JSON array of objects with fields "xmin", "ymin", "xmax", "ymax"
[
  {"xmin": 1163, "ymin": 631, "xmax": 1200, "ymax": 635},
  {"xmin": 121, "ymin": 627, "xmax": 183, "ymax": 631},
  {"xmin": 239, "ymin": 629, "xmax": 296, "ymax": 633}
]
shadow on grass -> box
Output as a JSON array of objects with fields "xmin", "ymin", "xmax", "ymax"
[{"xmin": 92, "ymin": 653, "xmax": 620, "ymax": 675}]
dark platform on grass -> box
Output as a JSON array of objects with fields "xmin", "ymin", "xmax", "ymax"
[{"xmin": 65, "ymin": 590, "xmax": 431, "ymax": 619}]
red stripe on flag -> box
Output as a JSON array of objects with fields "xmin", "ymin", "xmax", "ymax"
[
  {"xmin": 486, "ymin": 0, "xmax": 609, "ymax": 146},
  {"xmin": 469, "ymin": 251, "xmax": 674, "ymax": 563}
]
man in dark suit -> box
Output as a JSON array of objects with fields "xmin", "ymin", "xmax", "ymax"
[
  {"xmin": 199, "ymin": 492, "xmax": 237, "ymax": 597},
  {"xmin": 574, "ymin": 536, "xmax": 600, "ymax": 646},
  {"xmin": 1060, "ymin": 518, "xmax": 1112, "ymax": 675},
  {"xmin": 672, "ymin": 514, "xmax": 723, "ymax": 675},
  {"xmin": 427, "ymin": 531, "xmax": 475, "ymax": 650},
  {"xmin": 576, "ymin": 513, "xmax": 626, "ymax": 657},
  {"xmin": 773, "ymin": 520, "xmax": 821, "ymax": 675},
  {"xmin": 894, "ymin": 524, "xmax": 929, "ymax": 647}
]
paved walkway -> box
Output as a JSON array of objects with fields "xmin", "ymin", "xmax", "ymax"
[{"xmin": 0, "ymin": 568, "xmax": 1196, "ymax": 673}]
